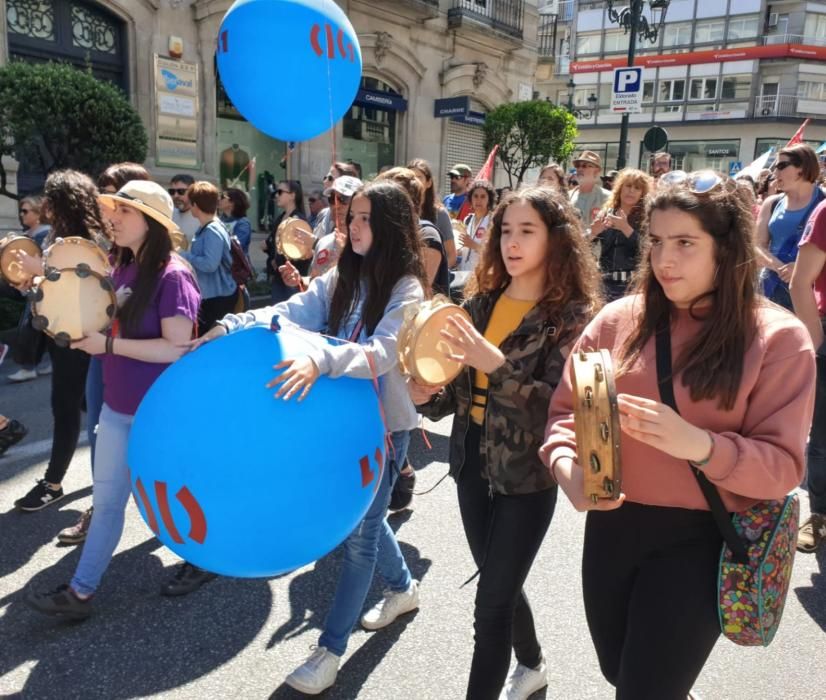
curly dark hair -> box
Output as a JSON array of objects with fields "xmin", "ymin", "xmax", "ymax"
[
  {"xmin": 467, "ymin": 179, "xmax": 496, "ymax": 214},
  {"xmin": 43, "ymin": 169, "xmax": 107, "ymax": 241},
  {"xmin": 97, "ymin": 162, "xmax": 150, "ymax": 191},
  {"xmin": 223, "ymin": 187, "xmax": 250, "ymax": 218}
]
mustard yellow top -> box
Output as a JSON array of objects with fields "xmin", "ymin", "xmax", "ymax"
[{"xmin": 470, "ymin": 294, "xmax": 536, "ymax": 425}]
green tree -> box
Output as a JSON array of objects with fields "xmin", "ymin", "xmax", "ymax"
[
  {"xmin": 483, "ymin": 100, "xmax": 577, "ymax": 188},
  {"xmin": 0, "ymin": 61, "xmax": 148, "ymax": 200}
]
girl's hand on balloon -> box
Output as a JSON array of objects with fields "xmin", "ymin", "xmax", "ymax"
[
  {"xmin": 617, "ymin": 393, "xmax": 714, "ymax": 463},
  {"xmin": 269, "ymin": 356, "xmax": 320, "ymax": 401},
  {"xmin": 407, "ymin": 378, "xmax": 442, "ymax": 405},
  {"xmin": 439, "ymin": 313, "xmax": 505, "ymax": 375},
  {"xmin": 181, "ymin": 324, "xmax": 226, "ymax": 353},
  {"xmin": 552, "ymin": 455, "xmax": 626, "ymax": 512}
]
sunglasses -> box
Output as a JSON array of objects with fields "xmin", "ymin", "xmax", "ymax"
[
  {"xmin": 449, "ymin": 174, "xmax": 462, "ymax": 180},
  {"xmin": 168, "ymin": 188, "xmax": 188, "ymax": 195},
  {"xmin": 275, "ymin": 189, "xmax": 290, "ymax": 196},
  {"xmin": 308, "ymin": 197, "xmax": 318, "ymax": 203},
  {"xmin": 323, "ymin": 174, "xmax": 335, "ymax": 182},
  {"xmin": 659, "ymin": 169, "xmax": 723, "ymax": 194},
  {"xmin": 19, "ymin": 208, "xmax": 31, "ymax": 214},
  {"xmin": 332, "ymin": 194, "xmax": 351, "ymax": 205},
  {"xmin": 773, "ymin": 160, "xmax": 796, "ymax": 171}
]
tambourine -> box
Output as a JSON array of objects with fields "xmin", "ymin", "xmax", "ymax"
[
  {"xmin": 170, "ymin": 228, "xmax": 190, "ymax": 252},
  {"xmin": 277, "ymin": 217, "xmax": 314, "ymax": 261},
  {"xmin": 398, "ymin": 295, "xmax": 472, "ymax": 386},
  {"xmin": 30, "ymin": 268, "xmax": 116, "ymax": 347},
  {"xmin": 451, "ymin": 219, "xmax": 467, "ymax": 241},
  {"xmin": 0, "ymin": 234, "xmax": 41, "ymax": 285},
  {"xmin": 43, "ymin": 236, "xmax": 111, "ymax": 277},
  {"xmin": 571, "ymin": 349, "xmax": 622, "ymax": 503}
]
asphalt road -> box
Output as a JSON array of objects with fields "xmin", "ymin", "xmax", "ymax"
[{"xmin": 0, "ymin": 363, "xmax": 824, "ymax": 699}]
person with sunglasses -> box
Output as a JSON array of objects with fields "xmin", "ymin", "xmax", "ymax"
[
  {"xmin": 313, "ymin": 162, "xmax": 360, "ymax": 240},
  {"xmin": 756, "ymin": 144, "xmax": 825, "ymax": 310},
  {"xmin": 167, "ymin": 174, "xmax": 199, "ymax": 244},
  {"xmin": 544, "ymin": 171, "xmax": 816, "ymax": 699},
  {"xmin": 306, "ymin": 189, "xmax": 327, "ymax": 229},
  {"xmin": 264, "ymin": 179, "xmax": 308, "ymax": 303},
  {"xmin": 444, "ymin": 163, "xmax": 472, "ymax": 219}
]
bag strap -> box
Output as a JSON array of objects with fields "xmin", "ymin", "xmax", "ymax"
[{"xmin": 654, "ymin": 320, "xmax": 749, "ymax": 563}]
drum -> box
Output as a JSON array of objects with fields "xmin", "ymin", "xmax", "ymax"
[
  {"xmin": 398, "ymin": 296, "xmax": 472, "ymax": 386},
  {"xmin": 277, "ymin": 217, "xmax": 314, "ymax": 261},
  {"xmin": 571, "ymin": 349, "xmax": 622, "ymax": 503},
  {"xmin": 0, "ymin": 234, "xmax": 41, "ymax": 285},
  {"xmin": 43, "ymin": 236, "xmax": 111, "ymax": 277},
  {"xmin": 170, "ymin": 228, "xmax": 190, "ymax": 252},
  {"xmin": 30, "ymin": 268, "xmax": 116, "ymax": 347}
]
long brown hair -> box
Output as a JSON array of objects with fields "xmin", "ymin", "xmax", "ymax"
[
  {"xmin": 43, "ymin": 169, "xmax": 106, "ymax": 241},
  {"xmin": 465, "ymin": 187, "xmax": 602, "ymax": 325},
  {"xmin": 600, "ymin": 168, "xmax": 652, "ymax": 229},
  {"xmin": 619, "ymin": 180, "xmax": 759, "ymax": 410},
  {"xmin": 328, "ymin": 181, "xmax": 427, "ymax": 336},
  {"xmin": 407, "ymin": 158, "xmax": 445, "ymax": 224}
]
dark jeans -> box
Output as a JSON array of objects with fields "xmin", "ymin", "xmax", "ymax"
[
  {"xmin": 13, "ymin": 302, "xmax": 46, "ymax": 369},
  {"xmin": 197, "ymin": 289, "xmax": 238, "ymax": 337},
  {"xmin": 43, "ymin": 339, "xmax": 90, "ymax": 485},
  {"xmin": 457, "ymin": 423, "xmax": 556, "ymax": 700},
  {"xmin": 807, "ymin": 351, "xmax": 826, "ymax": 514},
  {"xmin": 583, "ymin": 502, "xmax": 722, "ymax": 700}
]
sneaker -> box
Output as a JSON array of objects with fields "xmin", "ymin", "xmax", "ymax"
[
  {"xmin": 15, "ymin": 479, "xmax": 64, "ymax": 512},
  {"xmin": 0, "ymin": 343, "xmax": 8, "ymax": 366},
  {"xmin": 7, "ymin": 368, "xmax": 38, "ymax": 383},
  {"xmin": 57, "ymin": 507, "xmax": 94, "ymax": 545},
  {"xmin": 389, "ymin": 464, "xmax": 416, "ymax": 512},
  {"xmin": 37, "ymin": 362, "xmax": 52, "ymax": 376},
  {"xmin": 361, "ymin": 579, "xmax": 419, "ymax": 630},
  {"xmin": 499, "ymin": 659, "xmax": 548, "ymax": 700},
  {"xmin": 24, "ymin": 583, "xmax": 92, "ymax": 621},
  {"xmin": 797, "ymin": 513, "xmax": 826, "ymax": 553},
  {"xmin": 0, "ymin": 418, "xmax": 28, "ymax": 455},
  {"xmin": 284, "ymin": 646, "xmax": 341, "ymax": 695},
  {"xmin": 159, "ymin": 562, "xmax": 217, "ymax": 597}
]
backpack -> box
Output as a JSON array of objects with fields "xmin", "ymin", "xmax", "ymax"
[{"xmin": 222, "ymin": 220, "xmax": 254, "ymax": 287}]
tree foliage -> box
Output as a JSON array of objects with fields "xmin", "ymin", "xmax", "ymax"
[
  {"xmin": 0, "ymin": 61, "xmax": 148, "ymax": 200},
  {"xmin": 483, "ymin": 101, "xmax": 577, "ymax": 188}
]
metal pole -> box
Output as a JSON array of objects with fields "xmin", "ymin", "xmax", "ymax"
[{"xmin": 616, "ymin": 0, "xmax": 641, "ymax": 170}]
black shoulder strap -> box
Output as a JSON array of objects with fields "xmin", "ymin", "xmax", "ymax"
[{"xmin": 654, "ymin": 320, "xmax": 748, "ymax": 563}]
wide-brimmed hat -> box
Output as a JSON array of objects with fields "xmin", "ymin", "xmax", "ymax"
[
  {"xmin": 448, "ymin": 163, "xmax": 472, "ymax": 178},
  {"xmin": 324, "ymin": 175, "xmax": 363, "ymax": 198},
  {"xmin": 99, "ymin": 180, "xmax": 177, "ymax": 232},
  {"xmin": 572, "ymin": 151, "xmax": 603, "ymax": 169}
]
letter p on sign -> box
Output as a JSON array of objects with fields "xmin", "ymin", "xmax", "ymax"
[
  {"xmin": 611, "ymin": 67, "xmax": 643, "ymax": 114},
  {"xmin": 614, "ymin": 68, "xmax": 641, "ymax": 92}
]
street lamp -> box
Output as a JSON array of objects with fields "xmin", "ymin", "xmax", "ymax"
[
  {"xmin": 567, "ymin": 78, "xmax": 599, "ymax": 119},
  {"xmin": 607, "ymin": 0, "xmax": 670, "ymax": 169}
]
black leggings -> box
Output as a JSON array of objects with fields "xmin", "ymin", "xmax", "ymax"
[
  {"xmin": 457, "ymin": 423, "xmax": 556, "ymax": 700},
  {"xmin": 583, "ymin": 502, "xmax": 723, "ymax": 700},
  {"xmin": 197, "ymin": 289, "xmax": 238, "ymax": 337},
  {"xmin": 43, "ymin": 339, "xmax": 89, "ymax": 485}
]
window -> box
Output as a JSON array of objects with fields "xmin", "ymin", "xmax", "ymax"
[
  {"xmin": 804, "ymin": 13, "xmax": 826, "ymax": 42},
  {"xmin": 690, "ymin": 78, "xmax": 717, "ymax": 100},
  {"xmin": 727, "ymin": 15, "xmax": 759, "ymax": 41},
  {"xmin": 662, "ymin": 22, "xmax": 692, "ymax": 47},
  {"xmin": 575, "ymin": 32, "xmax": 600, "ymax": 55},
  {"xmin": 721, "ymin": 75, "xmax": 751, "ymax": 100},
  {"xmin": 659, "ymin": 79, "xmax": 685, "ymax": 102},
  {"xmin": 603, "ymin": 29, "xmax": 629, "ymax": 53},
  {"xmin": 573, "ymin": 85, "xmax": 598, "ymax": 106},
  {"xmin": 798, "ymin": 80, "xmax": 826, "ymax": 101},
  {"xmin": 642, "ymin": 80, "xmax": 655, "ymax": 103},
  {"xmin": 694, "ymin": 19, "xmax": 726, "ymax": 44}
]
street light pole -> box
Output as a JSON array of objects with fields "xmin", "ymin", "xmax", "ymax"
[{"xmin": 616, "ymin": 1, "xmax": 641, "ymax": 170}]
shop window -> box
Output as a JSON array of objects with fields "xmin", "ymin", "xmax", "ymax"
[
  {"xmin": 689, "ymin": 78, "xmax": 717, "ymax": 100},
  {"xmin": 342, "ymin": 77, "xmax": 399, "ymax": 180}
]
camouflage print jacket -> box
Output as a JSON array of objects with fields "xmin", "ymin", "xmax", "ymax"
[{"xmin": 419, "ymin": 290, "xmax": 590, "ymax": 495}]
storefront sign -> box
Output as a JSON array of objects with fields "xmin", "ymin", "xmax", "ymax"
[
  {"xmin": 353, "ymin": 88, "xmax": 408, "ymax": 112},
  {"xmin": 452, "ymin": 111, "xmax": 486, "ymax": 126},
  {"xmin": 434, "ymin": 96, "xmax": 470, "ymax": 118},
  {"xmin": 571, "ymin": 43, "xmax": 826, "ymax": 74},
  {"xmin": 154, "ymin": 55, "xmax": 199, "ymax": 169}
]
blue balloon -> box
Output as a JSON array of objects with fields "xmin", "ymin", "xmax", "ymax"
[
  {"xmin": 127, "ymin": 326, "xmax": 386, "ymax": 577},
  {"xmin": 216, "ymin": 0, "xmax": 363, "ymax": 142}
]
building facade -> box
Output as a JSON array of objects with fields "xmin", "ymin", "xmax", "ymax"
[
  {"xmin": 0, "ymin": 0, "xmax": 542, "ymax": 228},
  {"xmin": 536, "ymin": 0, "xmax": 826, "ymax": 173}
]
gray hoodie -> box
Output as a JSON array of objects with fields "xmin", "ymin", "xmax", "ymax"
[{"xmin": 219, "ymin": 268, "xmax": 424, "ymax": 432}]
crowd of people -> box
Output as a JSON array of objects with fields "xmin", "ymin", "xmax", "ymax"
[{"xmin": 1, "ymin": 142, "xmax": 824, "ymax": 700}]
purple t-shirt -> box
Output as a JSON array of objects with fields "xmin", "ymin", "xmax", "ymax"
[{"xmin": 103, "ymin": 258, "xmax": 201, "ymax": 415}]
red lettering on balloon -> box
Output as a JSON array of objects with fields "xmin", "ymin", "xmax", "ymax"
[
  {"xmin": 177, "ymin": 485, "xmax": 207, "ymax": 544},
  {"xmin": 325, "ymin": 23, "xmax": 335, "ymax": 59},
  {"xmin": 134, "ymin": 477, "xmax": 159, "ymax": 535},
  {"xmin": 337, "ymin": 29, "xmax": 346, "ymax": 59},
  {"xmin": 310, "ymin": 24, "xmax": 323, "ymax": 57},
  {"xmin": 155, "ymin": 480, "xmax": 185, "ymax": 544},
  {"xmin": 359, "ymin": 455, "xmax": 373, "ymax": 488},
  {"xmin": 358, "ymin": 448, "xmax": 385, "ymax": 491}
]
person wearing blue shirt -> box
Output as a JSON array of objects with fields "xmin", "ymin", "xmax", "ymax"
[
  {"xmin": 443, "ymin": 163, "xmax": 472, "ymax": 218},
  {"xmin": 219, "ymin": 188, "xmax": 253, "ymax": 255}
]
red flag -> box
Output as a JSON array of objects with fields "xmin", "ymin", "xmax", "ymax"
[
  {"xmin": 457, "ymin": 145, "xmax": 499, "ymax": 221},
  {"xmin": 785, "ymin": 119, "xmax": 811, "ymax": 148}
]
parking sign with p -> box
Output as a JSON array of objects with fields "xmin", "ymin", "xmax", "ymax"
[{"xmin": 611, "ymin": 66, "xmax": 643, "ymax": 114}]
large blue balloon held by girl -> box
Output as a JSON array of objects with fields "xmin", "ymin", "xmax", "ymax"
[
  {"xmin": 127, "ymin": 326, "xmax": 387, "ymax": 578},
  {"xmin": 216, "ymin": 0, "xmax": 363, "ymax": 142}
]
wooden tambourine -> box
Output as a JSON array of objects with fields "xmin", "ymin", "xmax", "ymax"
[
  {"xmin": 277, "ymin": 217, "xmax": 314, "ymax": 261},
  {"xmin": 0, "ymin": 234, "xmax": 41, "ymax": 285},
  {"xmin": 30, "ymin": 268, "xmax": 116, "ymax": 348},
  {"xmin": 43, "ymin": 237, "xmax": 111, "ymax": 277},
  {"xmin": 571, "ymin": 349, "xmax": 622, "ymax": 503},
  {"xmin": 398, "ymin": 296, "xmax": 471, "ymax": 387}
]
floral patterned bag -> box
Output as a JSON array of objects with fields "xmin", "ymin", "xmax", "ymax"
[{"xmin": 656, "ymin": 325, "xmax": 800, "ymax": 647}]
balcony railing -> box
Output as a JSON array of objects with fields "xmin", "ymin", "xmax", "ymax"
[
  {"xmin": 763, "ymin": 33, "xmax": 826, "ymax": 47},
  {"xmin": 754, "ymin": 94, "xmax": 799, "ymax": 118},
  {"xmin": 538, "ymin": 16, "xmax": 555, "ymax": 57},
  {"xmin": 448, "ymin": 0, "xmax": 525, "ymax": 39}
]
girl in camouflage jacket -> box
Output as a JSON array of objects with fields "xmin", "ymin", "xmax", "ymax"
[{"xmin": 410, "ymin": 188, "xmax": 601, "ymax": 700}]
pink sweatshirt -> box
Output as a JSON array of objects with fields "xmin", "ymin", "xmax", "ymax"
[{"xmin": 542, "ymin": 295, "xmax": 816, "ymax": 512}]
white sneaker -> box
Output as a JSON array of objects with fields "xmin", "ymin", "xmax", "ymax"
[
  {"xmin": 284, "ymin": 646, "xmax": 340, "ymax": 695},
  {"xmin": 499, "ymin": 659, "xmax": 548, "ymax": 700},
  {"xmin": 8, "ymin": 368, "xmax": 38, "ymax": 383},
  {"xmin": 361, "ymin": 579, "xmax": 420, "ymax": 630},
  {"xmin": 37, "ymin": 363, "xmax": 52, "ymax": 376}
]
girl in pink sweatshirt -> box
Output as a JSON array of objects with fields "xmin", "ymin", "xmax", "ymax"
[{"xmin": 542, "ymin": 173, "xmax": 816, "ymax": 699}]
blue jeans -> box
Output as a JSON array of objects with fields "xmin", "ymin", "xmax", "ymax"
[
  {"xmin": 808, "ymin": 352, "xmax": 826, "ymax": 515},
  {"xmin": 319, "ymin": 430, "xmax": 412, "ymax": 656},
  {"xmin": 85, "ymin": 356, "xmax": 104, "ymax": 471},
  {"xmin": 71, "ymin": 404, "xmax": 134, "ymax": 596}
]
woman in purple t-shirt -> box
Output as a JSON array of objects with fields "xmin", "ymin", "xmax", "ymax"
[{"xmin": 25, "ymin": 181, "xmax": 201, "ymax": 620}]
